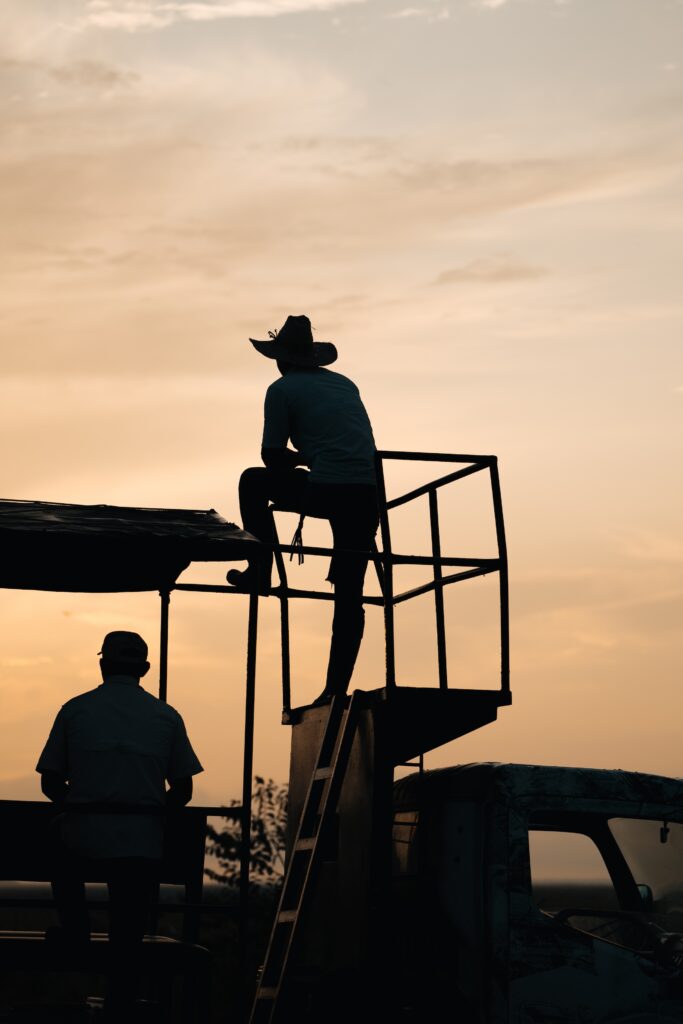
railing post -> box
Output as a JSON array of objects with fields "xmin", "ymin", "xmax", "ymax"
[
  {"xmin": 158, "ymin": 589, "xmax": 170, "ymax": 702},
  {"xmin": 239, "ymin": 589, "xmax": 259, "ymax": 956},
  {"xmin": 271, "ymin": 514, "xmax": 292, "ymax": 714},
  {"xmin": 428, "ymin": 489, "xmax": 448, "ymax": 690},
  {"xmin": 375, "ymin": 454, "xmax": 396, "ymax": 688},
  {"xmin": 489, "ymin": 459, "xmax": 510, "ymax": 696}
]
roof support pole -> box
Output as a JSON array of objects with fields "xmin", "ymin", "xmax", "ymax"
[
  {"xmin": 429, "ymin": 488, "xmax": 448, "ymax": 690},
  {"xmin": 271, "ymin": 513, "xmax": 292, "ymax": 714},
  {"xmin": 158, "ymin": 589, "xmax": 170, "ymax": 703},
  {"xmin": 489, "ymin": 459, "xmax": 510, "ymax": 696},
  {"xmin": 239, "ymin": 589, "xmax": 259, "ymax": 956},
  {"xmin": 375, "ymin": 454, "xmax": 396, "ymax": 689}
]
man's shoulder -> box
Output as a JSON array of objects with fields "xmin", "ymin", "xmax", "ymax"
[
  {"xmin": 132, "ymin": 686, "xmax": 184, "ymax": 719},
  {"xmin": 323, "ymin": 369, "xmax": 358, "ymax": 390},
  {"xmin": 265, "ymin": 377, "xmax": 288, "ymax": 396},
  {"xmin": 282, "ymin": 369, "xmax": 358, "ymax": 392},
  {"xmin": 60, "ymin": 687, "xmax": 102, "ymax": 712},
  {"xmin": 62, "ymin": 685, "xmax": 182, "ymax": 719}
]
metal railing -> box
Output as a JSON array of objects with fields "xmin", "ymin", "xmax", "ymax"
[
  {"xmin": 164, "ymin": 449, "xmax": 508, "ymax": 954},
  {"xmin": 266, "ymin": 450, "xmax": 509, "ymax": 711},
  {"xmin": 376, "ymin": 450, "xmax": 509, "ymax": 695}
]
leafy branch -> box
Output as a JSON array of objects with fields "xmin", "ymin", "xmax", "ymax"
[{"xmin": 205, "ymin": 776, "xmax": 287, "ymax": 886}]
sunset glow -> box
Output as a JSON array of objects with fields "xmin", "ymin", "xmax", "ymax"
[{"xmin": 2, "ymin": 0, "xmax": 682, "ymax": 804}]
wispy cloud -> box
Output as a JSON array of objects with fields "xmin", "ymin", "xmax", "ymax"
[
  {"xmin": 472, "ymin": 0, "xmax": 570, "ymax": 7},
  {"xmin": 387, "ymin": 6, "xmax": 450, "ymax": 20},
  {"xmin": 81, "ymin": 0, "xmax": 366, "ymax": 29},
  {"xmin": 390, "ymin": 7, "xmax": 425, "ymax": 16},
  {"xmin": 49, "ymin": 59, "xmax": 139, "ymax": 90},
  {"xmin": 619, "ymin": 531, "xmax": 683, "ymax": 565},
  {"xmin": 0, "ymin": 656, "xmax": 53, "ymax": 669},
  {"xmin": 434, "ymin": 255, "xmax": 547, "ymax": 285}
]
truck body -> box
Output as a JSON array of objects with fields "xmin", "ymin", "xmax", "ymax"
[
  {"xmin": 286, "ymin": 700, "xmax": 683, "ymax": 1023},
  {"xmin": 391, "ymin": 762, "xmax": 683, "ymax": 1023}
]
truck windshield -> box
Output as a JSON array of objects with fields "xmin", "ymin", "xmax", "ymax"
[{"xmin": 609, "ymin": 817, "xmax": 683, "ymax": 918}]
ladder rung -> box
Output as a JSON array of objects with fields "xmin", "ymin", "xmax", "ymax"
[
  {"xmin": 250, "ymin": 693, "xmax": 360, "ymax": 1023},
  {"xmin": 255, "ymin": 987, "xmax": 278, "ymax": 1000}
]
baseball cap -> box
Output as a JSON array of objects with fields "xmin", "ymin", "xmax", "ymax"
[{"xmin": 98, "ymin": 631, "xmax": 148, "ymax": 664}]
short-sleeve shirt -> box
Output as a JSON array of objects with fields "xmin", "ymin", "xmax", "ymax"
[
  {"xmin": 262, "ymin": 368, "xmax": 377, "ymax": 485},
  {"xmin": 36, "ymin": 676, "xmax": 203, "ymax": 860}
]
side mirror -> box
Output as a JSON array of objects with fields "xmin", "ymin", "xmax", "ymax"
[{"xmin": 637, "ymin": 883, "xmax": 654, "ymax": 912}]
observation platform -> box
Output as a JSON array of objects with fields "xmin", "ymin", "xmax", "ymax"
[
  {"xmin": 0, "ymin": 449, "xmax": 511, "ymax": 1023},
  {"xmin": 286, "ymin": 685, "xmax": 511, "ymax": 766}
]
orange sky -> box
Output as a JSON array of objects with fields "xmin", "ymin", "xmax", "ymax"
[{"xmin": 1, "ymin": 0, "xmax": 682, "ymax": 807}]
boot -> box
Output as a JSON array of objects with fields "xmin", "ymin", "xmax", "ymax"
[{"xmin": 226, "ymin": 564, "xmax": 271, "ymax": 596}]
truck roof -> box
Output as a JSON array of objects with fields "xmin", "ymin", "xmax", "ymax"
[{"xmin": 394, "ymin": 762, "xmax": 683, "ymax": 812}]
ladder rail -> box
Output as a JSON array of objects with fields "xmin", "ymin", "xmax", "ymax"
[{"xmin": 250, "ymin": 693, "xmax": 362, "ymax": 1024}]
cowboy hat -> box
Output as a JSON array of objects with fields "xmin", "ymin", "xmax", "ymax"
[{"xmin": 249, "ymin": 314, "xmax": 337, "ymax": 367}]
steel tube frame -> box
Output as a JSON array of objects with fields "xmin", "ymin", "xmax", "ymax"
[
  {"xmin": 375, "ymin": 454, "xmax": 396, "ymax": 689},
  {"xmin": 489, "ymin": 458, "xmax": 510, "ymax": 696},
  {"xmin": 153, "ymin": 448, "xmax": 508, "ymax": 969},
  {"xmin": 393, "ymin": 566, "xmax": 492, "ymax": 605},
  {"xmin": 271, "ymin": 514, "xmax": 291, "ymax": 712},
  {"xmin": 174, "ymin": 552, "xmax": 497, "ymax": 572},
  {"xmin": 158, "ymin": 589, "xmax": 170, "ymax": 702},
  {"xmin": 429, "ymin": 489, "xmax": 448, "ymax": 690},
  {"xmin": 239, "ymin": 590, "xmax": 259, "ymax": 954},
  {"xmin": 377, "ymin": 450, "xmax": 493, "ymax": 464},
  {"xmin": 386, "ymin": 461, "xmax": 488, "ymax": 511}
]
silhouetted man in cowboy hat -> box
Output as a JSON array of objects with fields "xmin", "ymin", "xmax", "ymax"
[{"xmin": 228, "ymin": 314, "xmax": 378, "ymax": 702}]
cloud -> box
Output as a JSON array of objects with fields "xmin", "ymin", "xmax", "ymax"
[
  {"xmin": 434, "ymin": 256, "xmax": 547, "ymax": 285},
  {"xmin": 49, "ymin": 59, "xmax": 139, "ymax": 90},
  {"xmin": 80, "ymin": 0, "xmax": 366, "ymax": 29},
  {"xmin": 472, "ymin": 0, "xmax": 571, "ymax": 7},
  {"xmin": 387, "ymin": 6, "xmax": 450, "ymax": 20},
  {"xmin": 390, "ymin": 7, "xmax": 428, "ymax": 16},
  {"xmin": 0, "ymin": 656, "xmax": 54, "ymax": 669},
  {"xmin": 619, "ymin": 531, "xmax": 683, "ymax": 565}
]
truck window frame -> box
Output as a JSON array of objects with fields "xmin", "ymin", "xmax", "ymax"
[{"xmin": 527, "ymin": 810, "xmax": 643, "ymax": 912}]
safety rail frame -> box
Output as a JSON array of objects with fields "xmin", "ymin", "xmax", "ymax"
[
  {"xmin": 160, "ymin": 449, "xmax": 508, "ymax": 967},
  {"xmin": 248, "ymin": 450, "xmax": 509, "ymax": 712}
]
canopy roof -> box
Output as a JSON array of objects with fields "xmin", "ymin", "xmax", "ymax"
[{"xmin": 0, "ymin": 499, "xmax": 259, "ymax": 593}]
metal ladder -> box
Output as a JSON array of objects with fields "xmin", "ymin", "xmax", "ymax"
[{"xmin": 250, "ymin": 692, "xmax": 361, "ymax": 1023}]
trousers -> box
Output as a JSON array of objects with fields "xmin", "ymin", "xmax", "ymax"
[
  {"xmin": 49, "ymin": 821, "xmax": 158, "ymax": 1012},
  {"xmin": 238, "ymin": 467, "xmax": 379, "ymax": 693}
]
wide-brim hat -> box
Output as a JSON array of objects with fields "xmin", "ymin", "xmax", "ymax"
[{"xmin": 249, "ymin": 314, "xmax": 337, "ymax": 368}]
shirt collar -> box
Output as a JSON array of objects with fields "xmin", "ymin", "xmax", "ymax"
[{"xmin": 102, "ymin": 674, "xmax": 140, "ymax": 687}]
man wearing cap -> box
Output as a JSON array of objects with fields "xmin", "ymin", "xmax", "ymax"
[
  {"xmin": 37, "ymin": 630, "xmax": 203, "ymax": 1010},
  {"xmin": 227, "ymin": 314, "xmax": 379, "ymax": 703}
]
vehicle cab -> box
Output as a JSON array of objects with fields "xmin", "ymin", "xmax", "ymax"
[{"xmin": 392, "ymin": 763, "xmax": 683, "ymax": 1023}]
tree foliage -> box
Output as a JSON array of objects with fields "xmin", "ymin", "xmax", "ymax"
[{"xmin": 205, "ymin": 776, "xmax": 287, "ymax": 886}]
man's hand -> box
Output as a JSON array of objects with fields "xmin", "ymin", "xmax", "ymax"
[
  {"xmin": 261, "ymin": 446, "xmax": 307, "ymax": 471},
  {"xmin": 41, "ymin": 771, "xmax": 68, "ymax": 804},
  {"xmin": 166, "ymin": 776, "xmax": 193, "ymax": 808}
]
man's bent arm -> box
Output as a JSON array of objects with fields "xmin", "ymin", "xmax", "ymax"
[
  {"xmin": 261, "ymin": 446, "xmax": 307, "ymax": 471},
  {"xmin": 166, "ymin": 776, "xmax": 193, "ymax": 808},
  {"xmin": 41, "ymin": 771, "xmax": 68, "ymax": 804}
]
